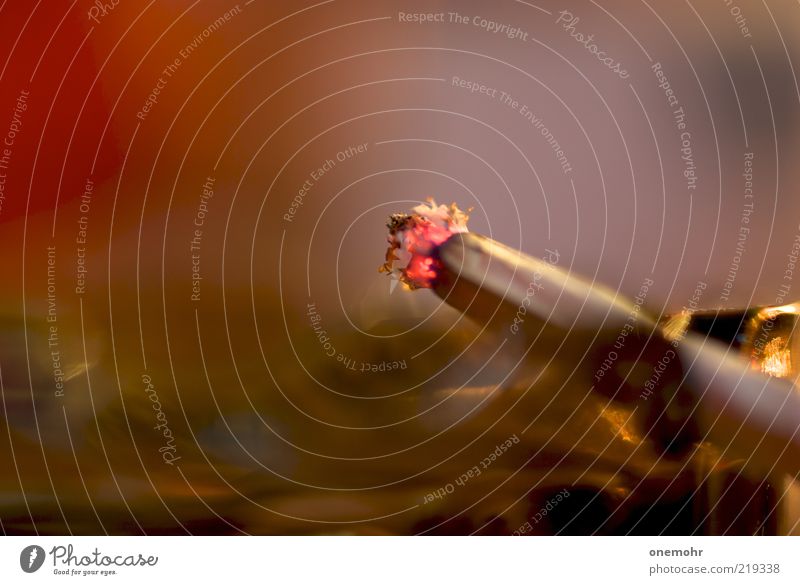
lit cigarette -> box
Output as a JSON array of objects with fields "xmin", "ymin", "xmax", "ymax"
[
  {"xmin": 379, "ymin": 200, "xmax": 657, "ymax": 335},
  {"xmin": 381, "ymin": 201, "xmax": 800, "ymax": 476}
]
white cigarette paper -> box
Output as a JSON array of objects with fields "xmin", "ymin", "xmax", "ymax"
[{"xmin": 436, "ymin": 232, "xmax": 658, "ymax": 332}]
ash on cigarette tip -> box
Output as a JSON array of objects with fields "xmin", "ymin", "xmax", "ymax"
[{"xmin": 379, "ymin": 199, "xmax": 470, "ymax": 290}]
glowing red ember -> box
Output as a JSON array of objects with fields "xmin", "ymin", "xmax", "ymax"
[{"xmin": 379, "ymin": 200, "xmax": 470, "ymax": 289}]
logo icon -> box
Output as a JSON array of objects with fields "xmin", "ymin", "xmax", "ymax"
[{"xmin": 20, "ymin": 545, "xmax": 45, "ymax": 573}]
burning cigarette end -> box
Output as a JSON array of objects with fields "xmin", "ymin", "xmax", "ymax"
[
  {"xmin": 378, "ymin": 199, "xmax": 470, "ymax": 290},
  {"xmin": 379, "ymin": 199, "xmax": 651, "ymax": 332}
]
